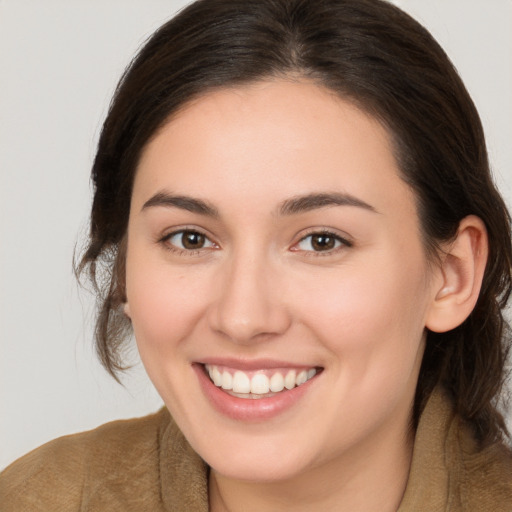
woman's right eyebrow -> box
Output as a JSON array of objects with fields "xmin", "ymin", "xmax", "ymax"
[{"xmin": 141, "ymin": 191, "xmax": 219, "ymax": 217}]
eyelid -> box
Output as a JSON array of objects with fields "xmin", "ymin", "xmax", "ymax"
[
  {"xmin": 156, "ymin": 225, "xmax": 352, "ymax": 257},
  {"xmin": 158, "ymin": 226, "xmax": 219, "ymax": 255},
  {"xmin": 290, "ymin": 228, "xmax": 353, "ymax": 255}
]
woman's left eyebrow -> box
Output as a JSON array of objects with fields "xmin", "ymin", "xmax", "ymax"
[{"xmin": 279, "ymin": 192, "xmax": 378, "ymax": 215}]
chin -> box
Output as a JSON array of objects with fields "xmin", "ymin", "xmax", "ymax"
[
  {"xmin": 209, "ymin": 447, "xmax": 314, "ymax": 483},
  {"xmin": 185, "ymin": 420, "xmax": 323, "ymax": 483}
]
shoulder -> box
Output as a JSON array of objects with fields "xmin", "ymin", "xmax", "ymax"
[
  {"xmin": 401, "ymin": 387, "xmax": 512, "ymax": 512},
  {"xmin": 458, "ymin": 431, "xmax": 512, "ymax": 511},
  {"xmin": 0, "ymin": 408, "xmax": 171, "ymax": 512}
]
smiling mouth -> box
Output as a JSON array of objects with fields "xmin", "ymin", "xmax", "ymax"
[{"xmin": 204, "ymin": 364, "xmax": 320, "ymax": 399}]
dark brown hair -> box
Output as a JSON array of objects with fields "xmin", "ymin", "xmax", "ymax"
[{"xmin": 78, "ymin": 0, "xmax": 512, "ymax": 445}]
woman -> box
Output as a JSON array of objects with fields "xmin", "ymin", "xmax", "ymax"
[{"xmin": 1, "ymin": 0, "xmax": 511, "ymax": 510}]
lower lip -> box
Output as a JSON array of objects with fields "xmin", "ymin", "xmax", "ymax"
[{"xmin": 193, "ymin": 364, "xmax": 318, "ymax": 422}]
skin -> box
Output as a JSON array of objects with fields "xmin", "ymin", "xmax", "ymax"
[{"xmin": 124, "ymin": 79, "xmax": 451, "ymax": 511}]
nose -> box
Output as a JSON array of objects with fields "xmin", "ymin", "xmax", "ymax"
[{"xmin": 207, "ymin": 251, "xmax": 292, "ymax": 344}]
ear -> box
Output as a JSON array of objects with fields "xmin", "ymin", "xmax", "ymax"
[
  {"xmin": 426, "ymin": 215, "xmax": 488, "ymax": 333},
  {"xmin": 123, "ymin": 302, "xmax": 132, "ymax": 319}
]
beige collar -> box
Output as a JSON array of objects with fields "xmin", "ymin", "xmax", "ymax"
[{"xmin": 158, "ymin": 387, "xmax": 508, "ymax": 511}]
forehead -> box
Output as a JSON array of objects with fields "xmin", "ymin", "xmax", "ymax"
[{"xmin": 132, "ymin": 79, "xmax": 416, "ymax": 221}]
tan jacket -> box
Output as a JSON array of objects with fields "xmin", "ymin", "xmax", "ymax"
[{"xmin": 1, "ymin": 388, "xmax": 511, "ymax": 511}]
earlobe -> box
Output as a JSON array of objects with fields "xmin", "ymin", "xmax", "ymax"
[
  {"xmin": 123, "ymin": 302, "xmax": 132, "ymax": 319},
  {"xmin": 426, "ymin": 215, "xmax": 488, "ymax": 333}
]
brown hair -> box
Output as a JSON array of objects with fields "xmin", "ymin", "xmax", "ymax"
[{"xmin": 78, "ymin": 0, "xmax": 512, "ymax": 445}]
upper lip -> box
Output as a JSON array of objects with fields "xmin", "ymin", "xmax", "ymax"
[{"xmin": 197, "ymin": 357, "xmax": 321, "ymax": 371}]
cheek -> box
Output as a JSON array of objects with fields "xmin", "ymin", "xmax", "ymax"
[
  {"xmin": 292, "ymin": 251, "xmax": 430, "ymax": 367},
  {"xmin": 125, "ymin": 254, "xmax": 210, "ymax": 354}
]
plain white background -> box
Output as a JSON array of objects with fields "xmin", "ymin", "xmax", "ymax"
[{"xmin": 1, "ymin": 0, "xmax": 511, "ymax": 470}]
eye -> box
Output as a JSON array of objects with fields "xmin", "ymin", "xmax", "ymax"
[
  {"xmin": 163, "ymin": 230, "xmax": 216, "ymax": 251},
  {"xmin": 294, "ymin": 232, "xmax": 351, "ymax": 253}
]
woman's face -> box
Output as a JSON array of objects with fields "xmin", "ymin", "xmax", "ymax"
[{"xmin": 125, "ymin": 80, "xmax": 439, "ymax": 482}]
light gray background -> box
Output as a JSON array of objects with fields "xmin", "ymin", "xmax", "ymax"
[{"xmin": 1, "ymin": 0, "xmax": 511, "ymax": 470}]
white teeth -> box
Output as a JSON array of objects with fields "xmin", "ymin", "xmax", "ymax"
[
  {"xmin": 212, "ymin": 367, "xmax": 223, "ymax": 386},
  {"xmin": 269, "ymin": 372, "xmax": 285, "ymax": 392},
  {"xmin": 205, "ymin": 365, "xmax": 318, "ymax": 395},
  {"xmin": 251, "ymin": 374, "xmax": 270, "ymax": 394},
  {"xmin": 296, "ymin": 370, "xmax": 308, "ymax": 386},
  {"xmin": 232, "ymin": 371, "xmax": 251, "ymax": 393},
  {"xmin": 221, "ymin": 371, "xmax": 233, "ymax": 390},
  {"xmin": 284, "ymin": 370, "xmax": 296, "ymax": 390}
]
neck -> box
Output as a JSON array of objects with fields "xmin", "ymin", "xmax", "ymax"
[{"xmin": 209, "ymin": 418, "xmax": 414, "ymax": 512}]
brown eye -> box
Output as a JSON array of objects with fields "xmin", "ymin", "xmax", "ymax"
[
  {"xmin": 310, "ymin": 234, "xmax": 336, "ymax": 251},
  {"xmin": 182, "ymin": 231, "xmax": 206, "ymax": 249},
  {"xmin": 165, "ymin": 230, "xmax": 215, "ymax": 251},
  {"xmin": 296, "ymin": 232, "xmax": 350, "ymax": 253}
]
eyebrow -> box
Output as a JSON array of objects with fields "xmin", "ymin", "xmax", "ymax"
[
  {"xmin": 142, "ymin": 192, "xmax": 219, "ymax": 217},
  {"xmin": 141, "ymin": 191, "xmax": 377, "ymax": 217},
  {"xmin": 279, "ymin": 192, "xmax": 377, "ymax": 215}
]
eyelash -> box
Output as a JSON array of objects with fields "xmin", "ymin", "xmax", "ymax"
[
  {"xmin": 159, "ymin": 228, "xmax": 218, "ymax": 256},
  {"xmin": 292, "ymin": 230, "xmax": 353, "ymax": 256},
  {"xmin": 158, "ymin": 228, "xmax": 353, "ymax": 257}
]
